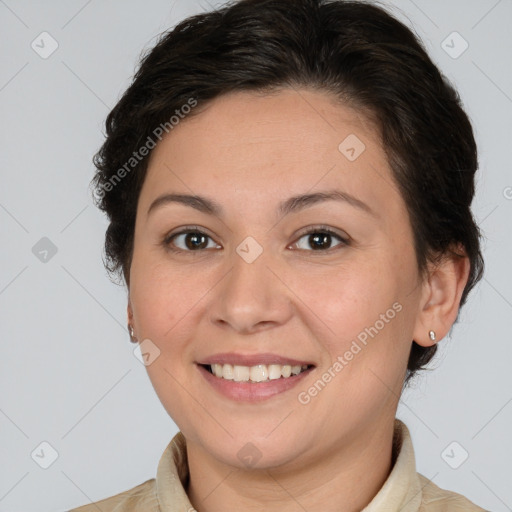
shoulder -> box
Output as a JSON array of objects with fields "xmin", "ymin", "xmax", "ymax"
[
  {"xmin": 418, "ymin": 473, "xmax": 488, "ymax": 511},
  {"xmin": 67, "ymin": 478, "xmax": 160, "ymax": 512}
]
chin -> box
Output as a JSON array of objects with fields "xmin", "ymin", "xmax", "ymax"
[{"xmin": 200, "ymin": 428, "xmax": 310, "ymax": 471}]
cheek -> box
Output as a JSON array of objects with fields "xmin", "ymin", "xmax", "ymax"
[
  {"xmin": 295, "ymin": 251, "xmax": 412, "ymax": 385},
  {"xmin": 130, "ymin": 258, "xmax": 209, "ymax": 430},
  {"xmin": 295, "ymin": 273, "xmax": 409, "ymax": 424},
  {"xmin": 292, "ymin": 256, "xmax": 399, "ymax": 340},
  {"xmin": 130, "ymin": 255, "xmax": 204, "ymax": 340}
]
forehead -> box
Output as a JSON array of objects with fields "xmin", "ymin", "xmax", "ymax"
[
  {"xmin": 161, "ymin": 88, "xmax": 378, "ymax": 159},
  {"xmin": 140, "ymin": 88, "xmax": 401, "ymax": 221}
]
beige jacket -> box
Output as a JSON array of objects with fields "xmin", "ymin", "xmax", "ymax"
[{"xmin": 69, "ymin": 419, "xmax": 487, "ymax": 511}]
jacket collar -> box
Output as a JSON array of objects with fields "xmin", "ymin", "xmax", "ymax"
[{"xmin": 362, "ymin": 419, "xmax": 422, "ymax": 511}]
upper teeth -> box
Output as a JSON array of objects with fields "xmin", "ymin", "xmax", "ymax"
[{"xmin": 209, "ymin": 363, "xmax": 308, "ymax": 382}]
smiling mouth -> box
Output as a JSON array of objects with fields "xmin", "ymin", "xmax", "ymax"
[{"xmin": 200, "ymin": 363, "xmax": 314, "ymax": 383}]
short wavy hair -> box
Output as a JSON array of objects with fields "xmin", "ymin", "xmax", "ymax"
[{"xmin": 91, "ymin": 0, "xmax": 484, "ymax": 386}]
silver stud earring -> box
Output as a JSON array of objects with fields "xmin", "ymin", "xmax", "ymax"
[
  {"xmin": 429, "ymin": 330, "xmax": 437, "ymax": 342},
  {"xmin": 128, "ymin": 324, "xmax": 137, "ymax": 343}
]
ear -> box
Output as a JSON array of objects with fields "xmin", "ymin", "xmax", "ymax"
[{"xmin": 412, "ymin": 245, "xmax": 470, "ymax": 347}]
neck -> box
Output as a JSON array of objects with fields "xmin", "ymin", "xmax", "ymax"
[{"xmin": 186, "ymin": 419, "xmax": 396, "ymax": 512}]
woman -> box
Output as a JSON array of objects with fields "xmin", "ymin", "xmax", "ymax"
[{"xmin": 70, "ymin": 0, "xmax": 486, "ymax": 510}]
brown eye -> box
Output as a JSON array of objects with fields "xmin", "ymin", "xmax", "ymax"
[
  {"xmin": 293, "ymin": 228, "xmax": 348, "ymax": 252},
  {"xmin": 166, "ymin": 230, "xmax": 220, "ymax": 251}
]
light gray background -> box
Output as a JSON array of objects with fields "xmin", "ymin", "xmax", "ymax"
[{"xmin": 0, "ymin": 1, "xmax": 511, "ymax": 511}]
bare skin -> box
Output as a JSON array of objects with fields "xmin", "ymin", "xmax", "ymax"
[{"xmin": 127, "ymin": 88, "xmax": 469, "ymax": 512}]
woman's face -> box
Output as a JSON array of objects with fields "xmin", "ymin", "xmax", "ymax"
[{"xmin": 128, "ymin": 88, "xmax": 428, "ymax": 469}]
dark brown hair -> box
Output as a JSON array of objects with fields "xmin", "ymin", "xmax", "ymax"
[{"xmin": 91, "ymin": 0, "xmax": 484, "ymax": 386}]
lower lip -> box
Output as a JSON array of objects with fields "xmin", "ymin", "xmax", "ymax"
[{"xmin": 197, "ymin": 364, "xmax": 314, "ymax": 402}]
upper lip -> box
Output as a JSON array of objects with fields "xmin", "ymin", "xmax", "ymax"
[{"xmin": 197, "ymin": 353, "xmax": 315, "ymax": 367}]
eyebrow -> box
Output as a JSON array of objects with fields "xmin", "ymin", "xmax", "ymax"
[{"xmin": 147, "ymin": 189, "xmax": 377, "ymax": 218}]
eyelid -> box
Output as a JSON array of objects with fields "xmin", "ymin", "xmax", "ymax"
[
  {"xmin": 293, "ymin": 224, "xmax": 350, "ymax": 241},
  {"xmin": 164, "ymin": 225, "xmax": 213, "ymax": 242}
]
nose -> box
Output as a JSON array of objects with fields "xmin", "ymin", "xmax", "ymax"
[{"xmin": 209, "ymin": 246, "xmax": 294, "ymax": 335}]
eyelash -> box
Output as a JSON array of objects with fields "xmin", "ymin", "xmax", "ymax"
[{"xmin": 162, "ymin": 225, "xmax": 350, "ymax": 254}]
